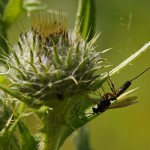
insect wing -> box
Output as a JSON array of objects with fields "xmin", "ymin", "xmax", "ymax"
[
  {"xmin": 109, "ymin": 96, "xmax": 138, "ymax": 109},
  {"xmin": 117, "ymin": 87, "xmax": 139, "ymax": 99}
]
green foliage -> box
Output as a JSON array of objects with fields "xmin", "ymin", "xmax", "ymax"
[
  {"xmin": 0, "ymin": 115, "xmax": 20, "ymax": 150},
  {"xmin": 18, "ymin": 121, "xmax": 38, "ymax": 150},
  {"xmin": 2, "ymin": 0, "xmax": 22, "ymax": 26},
  {"xmin": 75, "ymin": 0, "xmax": 95, "ymax": 41},
  {"xmin": 0, "ymin": 0, "xmax": 45, "ymax": 53}
]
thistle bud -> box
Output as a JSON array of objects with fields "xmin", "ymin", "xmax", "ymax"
[{"xmin": 4, "ymin": 11, "xmax": 106, "ymax": 108}]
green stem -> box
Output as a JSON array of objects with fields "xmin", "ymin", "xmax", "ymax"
[
  {"xmin": 73, "ymin": 126, "xmax": 92, "ymax": 150},
  {"xmin": 38, "ymin": 101, "xmax": 72, "ymax": 150},
  {"xmin": 40, "ymin": 113, "xmax": 63, "ymax": 150}
]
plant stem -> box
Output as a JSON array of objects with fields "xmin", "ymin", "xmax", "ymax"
[
  {"xmin": 40, "ymin": 112, "xmax": 63, "ymax": 150},
  {"xmin": 38, "ymin": 101, "xmax": 72, "ymax": 150}
]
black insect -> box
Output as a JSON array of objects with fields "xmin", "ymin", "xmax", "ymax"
[{"xmin": 92, "ymin": 67, "xmax": 150, "ymax": 114}]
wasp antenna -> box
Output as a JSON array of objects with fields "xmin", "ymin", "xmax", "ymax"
[{"xmin": 130, "ymin": 67, "xmax": 150, "ymax": 82}]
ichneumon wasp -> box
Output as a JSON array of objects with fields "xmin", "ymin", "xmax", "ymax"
[{"xmin": 75, "ymin": 67, "xmax": 150, "ymax": 118}]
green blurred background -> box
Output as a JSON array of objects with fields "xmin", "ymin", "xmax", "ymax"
[{"xmin": 7, "ymin": 0, "xmax": 150, "ymax": 150}]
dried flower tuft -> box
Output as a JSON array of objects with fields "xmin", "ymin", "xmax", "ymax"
[{"xmin": 31, "ymin": 10, "xmax": 67, "ymax": 42}]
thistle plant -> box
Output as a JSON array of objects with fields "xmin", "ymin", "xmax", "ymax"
[
  {"xmin": 0, "ymin": 10, "xmax": 108, "ymax": 150},
  {"xmin": 0, "ymin": 4, "xmax": 150, "ymax": 150}
]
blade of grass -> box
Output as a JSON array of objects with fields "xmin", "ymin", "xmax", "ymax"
[{"xmin": 108, "ymin": 42, "xmax": 150, "ymax": 77}]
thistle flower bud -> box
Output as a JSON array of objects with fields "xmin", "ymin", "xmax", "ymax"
[{"xmin": 3, "ymin": 11, "xmax": 106, "ymax": 108}]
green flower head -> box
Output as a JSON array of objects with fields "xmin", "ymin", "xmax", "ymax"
[{"xmin": 3, "ymin": 10, "xmax": 107, "ymax": 108}]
